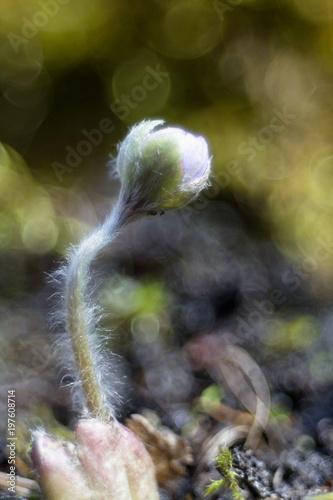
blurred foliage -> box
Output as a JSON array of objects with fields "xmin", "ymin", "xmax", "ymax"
[
  {"xmin": 199, "ymin": 384, "xmax": 225, "ymax": 414},
  {"xmin": 0, "ymin": 0, "xmax": 332, "ymax": 279},
  {"xmin": 1, "ymin": 0, "xmax": 333, "ymax": 489}
]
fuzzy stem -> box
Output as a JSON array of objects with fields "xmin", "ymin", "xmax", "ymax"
[{"xmin": 64, "ymin": 200, "xmax": 132, "ymax": 420}]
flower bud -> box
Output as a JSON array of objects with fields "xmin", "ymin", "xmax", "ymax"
[
  {"xmin": 116, "ymin": 120, "xmax": 211, "ymax": 215},
  {"xmin": 31, "ymin": 419, "xmax": 159, "ymax": 500}
]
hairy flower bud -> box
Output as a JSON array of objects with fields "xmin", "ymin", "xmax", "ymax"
[{"xmin": 116, "ymin": 120, "xmax": 211, "ymax": 215}]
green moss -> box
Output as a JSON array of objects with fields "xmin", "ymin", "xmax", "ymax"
[{"xmin": 205, "ymin": 447, "xmax": 244, "ymax": 500}]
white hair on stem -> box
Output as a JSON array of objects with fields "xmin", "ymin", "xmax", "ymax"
[{"xmin": 52, "ymin": 200, "xmax": 134, "ymax": 420}]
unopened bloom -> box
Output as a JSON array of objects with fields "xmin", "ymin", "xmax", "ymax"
[
  {"xmin": 116, "ymin": 120, "xmax": 211, "ymax": 215},
  {"xmin": 31, "ymin": 419, "xmax": 159, "ymax": 500}
]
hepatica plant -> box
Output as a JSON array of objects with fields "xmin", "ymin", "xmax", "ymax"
[{"xmin": 31, "ymin": 120, "xmax": 211, "ymax": 499}]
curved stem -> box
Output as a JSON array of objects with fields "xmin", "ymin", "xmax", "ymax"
[{"xmin": 64, "ymin": 200, "xmax": 131, "ymax": 420}]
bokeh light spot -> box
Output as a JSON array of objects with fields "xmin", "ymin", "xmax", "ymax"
[
  {"xmin": 296, "ymin": 434, "xmax": 316, "ymax": 452},
  {"xmin": 131, "ymin": 314, "xmax": 160, "ymax": 345},
  {"xmin": 310, "ymin": 351, "xmax": 333, "ymax": 384},
  {"xmin": 265, "ymin": 317, "xmax": 320, "ymax": 352},
  {"xmin": 21, "ymin": 216, "xmax": 58, "ymax": 254},
  {"xmin": 310, "ymin": 155, "xmax": 333, "ymax": 208},
  {"xmin": 292, "ymin": 0, "xmax": 333, "ymax": 23},
  {"xmin": 150, "ymin": 1, "xmax": 222, "ymax": 60},
  {"xmin": 110, "ymin": 49, "xmax": 170, "ymax": 124}
]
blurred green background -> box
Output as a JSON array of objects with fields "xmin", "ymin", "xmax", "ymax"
[
  {"xmin": 1, "ymin": 0, "xmax": 333, "ymax": 487},
  {"xmin": 0, "ymin": 0, "xmax": 332, "ymax": 277}
]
